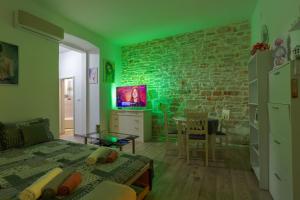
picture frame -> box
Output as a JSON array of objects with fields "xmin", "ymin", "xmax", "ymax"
[
  {"xmin": 0, "ymin": 41, "xmax": 19, "ymax": 85},
  {"xmin": 88, "ymin": 68, "xmax": 98, "ymax": 84},
  {"xmin": 104, "ymin": 60, "xmax": 115, "ymax": 83}
]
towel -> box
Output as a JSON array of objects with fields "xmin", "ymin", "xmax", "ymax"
[
  {"xmin": 80, "ymin": 181, "xmax": 136, "ymax": 200},
  {"xmin": 86, "ymin": 147, "xmax": 112, "ymax": 165},
  {"xmin": 57, "ymin": 172, "xmax": 82, "ymax": 196},
  {"xmin": 106, "ymin": 151, "xmax": 118, "ymax": 163},
  {"xmin": 41, "ymin": 167, "xmax": 75, "ymax": 199},
  {"xmin": 19, "ymin": 167, "xmax": 63, "ymax": 200}
]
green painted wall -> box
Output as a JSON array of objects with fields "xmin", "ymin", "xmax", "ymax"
[
  {"xmin": 0, "ymin": 0, "xmax": 121, "ymax": 137},
  {"xmin": 251, "ymin": 0, "xmax": 300, "ymax": 45}
]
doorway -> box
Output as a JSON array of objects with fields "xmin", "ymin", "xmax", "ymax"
[
  {"xmin": 60, "ymin": 77, "xmax": 75, "ymax": 135},
  {"xmin": 59, "ymin": 33, "xmax": 100, "ymax": 142}
]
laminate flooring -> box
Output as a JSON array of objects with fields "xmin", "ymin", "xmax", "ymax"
[{"xmin": 60, "ymin": 135, "xmax": 272, "ymax": 200}]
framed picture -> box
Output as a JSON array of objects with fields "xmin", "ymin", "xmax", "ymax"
[
  {"xmin": 88, "ymin": 68, "xmax": 98, "ymax": 84},
  {"xmin": 0, "ymin": 41, "xmax": 19, "ymax": 85},
  {"xmin": 104, "ymin": 60, "xmax": 115, "ymax": 83}
]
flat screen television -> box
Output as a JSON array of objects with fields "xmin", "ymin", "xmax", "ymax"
[{"xmin": 116, "ymin": 85, "xmax": 147, "ymax": 107}]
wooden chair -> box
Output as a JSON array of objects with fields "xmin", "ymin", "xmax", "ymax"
[
  {"xmin": 160, "ymin": 104, "xmax": 177, "ymax": 144},
  {"xmin": 186, "ymin": 112, "xmax": 209, "ymax": 166},
  {"xmin": 175, "ymin": 119, "xmax": 186, "ymax": 158},
  {"xmin": 216, "ymin": 109, "xmax": 230, "ymax": 146}
]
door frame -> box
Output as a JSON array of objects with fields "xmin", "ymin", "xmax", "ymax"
[{"xmin": 59, "ymin": 77, "xmax": 75, "ymax": 135}]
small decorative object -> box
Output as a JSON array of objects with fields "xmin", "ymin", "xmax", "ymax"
[
  {"xmin": 293, "ymin": 45, "xmax": 300, "ymax": 59},
  {"xmin": 261, "ymin": 24, "xmax": 269, "ymax": 44},
  {"xmin": 96, "ymin": 124, "xmax": 101, "ymax": 134},
  {"xmin": 251, "ymin": 42, "xmax": 270, "ymax": 55},
  {"xmin": 273, "ymin": 37, "xmax": 288, "ymax": 67},
  {"xmin": 88, "ymin": 68, "xmax": 98, "ymax": 84},
  {"xmin": 0, "ymin": 41, "xmax": 19, "ymax": 85},
  {"xmin": 104, "ymin": 60, "xmax": 115, "ymax": 83}
]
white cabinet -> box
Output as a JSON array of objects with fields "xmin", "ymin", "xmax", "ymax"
[
  {"xmin": 268, "ymin": 60, "xmax": 300, "ymax": 200},
  {"xmin": 110, "ymin": 110, "xmax": 152, "ymax": 142},
  {"xmin": 248, "ymin": 51, "xmax": 273, "ymax": 189}
]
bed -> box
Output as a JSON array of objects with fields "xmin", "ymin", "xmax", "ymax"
[{"xmin": 0, "ymin": 139, "xmax": 153, "ymax": 200}]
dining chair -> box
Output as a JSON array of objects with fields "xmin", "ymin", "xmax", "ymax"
[
  {"xmin": 216, "ymin": 109, "xmax": 230, "ymax": 146},
  {"xmin": 175, "ymin": 119, "xmax": 186, "ymax": 158},
  {"xmin": 160, "ymin": 104, "xmax": 177, "ymax": 145},
  {"xmin": 185, "ymin": 112, "xmax": 209, "ymax": 166}
]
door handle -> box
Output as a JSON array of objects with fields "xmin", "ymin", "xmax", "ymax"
[
  {"xmin": 274, "ymin": 71, "xmax": 280, "ymax": 75},
  {"xmin": 274, "ymin": 173, "xmax": 282, "ymax": 181},
  {"xmin": 272, "ymin": 106, "xmax": 279, "ymax": 110},
  {"xmin": 274, "ymin": 140, "xmax": 281, "ymax": 145}
]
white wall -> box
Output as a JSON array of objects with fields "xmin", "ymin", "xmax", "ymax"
[
  {"xmin": 251, "ymin": 0, "xmax": 300, "ymax": 45},
  {"xmin": 59, "ymin": 49, "xmax": 87, "ymax": 136},
  {"xmin": 87, "ymin": 52, "xmax": 100, "ymax": 133},
  {"xmin": 0, "ymin": 1, "xmax": 59, "ymax": 136}
]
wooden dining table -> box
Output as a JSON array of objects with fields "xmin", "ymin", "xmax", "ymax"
[{"xmin": 173, "ymin": 116, "xmax": 219, "ymax": 161}]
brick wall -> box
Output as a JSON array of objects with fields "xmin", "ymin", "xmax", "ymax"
[{"xmin": 120, "ymin": 21, "xmax": 251, "ymax": 144}]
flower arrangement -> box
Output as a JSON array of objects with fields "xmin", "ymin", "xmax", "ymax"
[{"xmin": 251, "ymin": 42, "xmax": 270, "ymax": 55}]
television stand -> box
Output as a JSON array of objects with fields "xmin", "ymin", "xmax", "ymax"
[{"xmin": 110, "ymin": 109, "xmax": 152, "ymax": 142}]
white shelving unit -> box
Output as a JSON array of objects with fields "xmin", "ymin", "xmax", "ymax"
[
  {"xmin": 268, "ymin": 60, "xmax": 300, "ymax": 200},
  {"xmin": 248, "ymin": 51, "xmax": 273, "ymax": 189}
]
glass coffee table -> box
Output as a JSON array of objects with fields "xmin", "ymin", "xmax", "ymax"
[{"xmin": 84, "ymin": 131, "xmax": 139, "ymax": 154}]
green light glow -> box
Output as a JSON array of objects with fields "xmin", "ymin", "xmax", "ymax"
[
  {"xmin": 111, "ymin": 83, "xmax": 117, "ymax": 109},
  {"xmin": 104, "ymin": 134, "xmax": 118, "ymax": 143}
]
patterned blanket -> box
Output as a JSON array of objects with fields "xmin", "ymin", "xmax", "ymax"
[{"xmin": 0, "ymin": 140, "xmax": 152, "ymax": 200}]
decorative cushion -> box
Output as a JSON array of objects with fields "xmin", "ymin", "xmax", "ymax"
[
  {"xmin": 20, "ymin": 122, "xmax": 50, "ymax": 147},
  {"xmin": 0, "ymin": 118, "xmax": 54, "ymax": 149},
  {"xmin": 0, "ymin": 122, "xmax": 23, "ymax": 150},
  {"xmin": 189, "ymin": 134, "xmax": 206, "ymax": 140},
  {"xmin": 0, "ymin": 122, "xmax": 5, "ymax": 150},
  {"xmin": 17, "ymin": 118, "xmax": 54, "ymax": 141}
]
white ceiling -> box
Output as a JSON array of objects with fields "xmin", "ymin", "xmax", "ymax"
[{"xmin": 33, "ymin": 0, "xmax": 257, "ymax": 46}]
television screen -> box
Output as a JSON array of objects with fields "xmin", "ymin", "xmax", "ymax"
[{"xmin": 116, "ymin": 85, "xmax": 147, "ymax": 107}]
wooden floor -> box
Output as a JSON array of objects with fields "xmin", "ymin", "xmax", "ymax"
[{"xmin": 60, "ymin": 135, "xmax": 272, "ymax": 200}]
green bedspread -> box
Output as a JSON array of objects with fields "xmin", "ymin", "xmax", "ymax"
[{"xmin": 0, "ymin": 140, "xmax": 152, "ymax": 200}]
